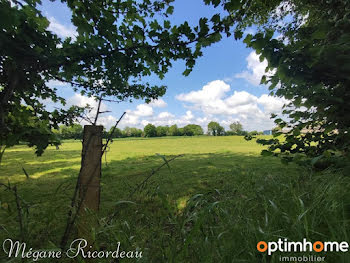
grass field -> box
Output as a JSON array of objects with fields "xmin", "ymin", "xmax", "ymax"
[{"xmin": 1, "ymin": 136, "xmax": 349, "ymax": 262}]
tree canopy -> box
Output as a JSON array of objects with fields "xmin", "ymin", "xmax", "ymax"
[
  {"xmin": 207, "ymin": 121, "xmax": 225, "ymax": 136},
  {"xmin": 229, "ymin": 121, "xmax": 243, "ymax": 135},
  {"xmin": 143, "ymin": 124, "xmax": 157, "ymax": 137},
  {"xmin": 183, "ymin": 124, "xmax": 204, "ymax": 136},
  {"xmin": 205, "ymin": 0, "xmax": 350, "ymax": 167},
  {"xmin": 0, "ymin": 0, "xmax": 224, "ymax": 157}
]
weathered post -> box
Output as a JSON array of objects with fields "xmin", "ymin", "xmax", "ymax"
[{"xmin": 78, "ymin": 125, "xmax": 103, "ymax": 243}]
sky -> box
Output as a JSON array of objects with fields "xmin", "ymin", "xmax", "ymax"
[{"xmin": 41, "ymin": 0, "xmax": 287, "ymax": 132}]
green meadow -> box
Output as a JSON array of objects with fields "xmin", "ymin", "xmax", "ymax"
[{"xmin": 1, "ymin": 136, "xmax": 349, "ymax": 262}]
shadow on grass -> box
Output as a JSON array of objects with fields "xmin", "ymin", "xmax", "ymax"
[
  {"xmin": 101, "ymin": 152, "xmax": 301, "ymax": 202},
  {"xmin": 1, "ymin": 152, "xmax": 291, "ymax": 240}
]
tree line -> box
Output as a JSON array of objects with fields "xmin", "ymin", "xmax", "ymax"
[{"xmin": 53, "ymin": 121, "xmax": 264, "ymax": 139}]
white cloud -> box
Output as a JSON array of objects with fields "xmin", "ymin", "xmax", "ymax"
[
  {"xmin": 158, "ymin": 111, "xmax": 175, "ymax": 119},
  {"xmin": 150, "ymin": 99, "xmax": 167, "ymax": 108},
  {"xmin": 65, "ymin": 80, "xmax": 288, "ymax": 132},
  {"xmin": 146, "ymin": 111, "xmax": 195, "ymax": 127},
  {"xmin": 67, "ymin": 94, "xmax": 104, "ymax": 110},
  {"xmin": 175, "ymin": 80, "xmax": 287, "ymax": 131},
  {"xmin": 46, "ymin": 80, "xmax": 68, "ymax": 88},
  {"xmin": 48, "ymin": 17, "xmax": 77, "ymax": 40},
  {"xmin": 176, "ymin": 80, "xmax": 264, "ymax": 117},
  {"xmin": 122, "ymin": 103, "xmax": 198, "ymax": 128},
  {"xmin": 176, "ymin": 80, "xmax": 230, "ymax": 104},
  {"xmin": 133, "ymin": 104, "xmax": 153, "ymax": 117},
  {"xmin": 225, "ymin": 91, "xmax": 258, "ymax": 107},
  {"xmin": 183, "ymin": 111, "xmax": 194, "ymax": 121},
  {"xmin": 243, "ymin": 28, "xmax": 256, "ymax": 36},
  {"xmin": 98, "ymin": 115, "xmax": 117, "ymax": 129},
  {"xmin": 257, "ymin": 94, "xmax": 288, "ymax": 113},
  {"xmin": 122, "ymin": 103, "xmax": 154, "ymax": 127},
  {"xmin": 122, "ymin": 99, "xmax": 166, "ymax": 126},
  {"xmin": 235, "ymin": 51, "xmax": 272, "ymax": 86},
  {"xmin": 141, "ymin": 120, "xmax": 150, "ymax": 126}
]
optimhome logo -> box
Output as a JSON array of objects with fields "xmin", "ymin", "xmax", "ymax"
[{"xmin": 257, "ymin": 238, "xmax": 349, "ymax": 256}]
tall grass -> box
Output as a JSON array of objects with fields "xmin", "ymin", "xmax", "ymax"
[
  {"xmin": 96, "ymin": 167, "xmax": 350, "ymax": 262},
  {"xmin": 0, "ymin": 138, "xmax": 349, "ymax": 262}
]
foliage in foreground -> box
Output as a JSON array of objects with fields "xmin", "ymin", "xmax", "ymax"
[
  {"xmin": 1, "ymin": 0, "xmax": 225, "ymax": 155},
  {"xmin": 209, "ymin": 0, "xmax": 350, "ymax": 164}
]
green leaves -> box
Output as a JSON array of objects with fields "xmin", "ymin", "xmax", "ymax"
[
  {"xmin": 234, "ymin": 30, "xmax": 243, "ymax": 40},
  {"xmin": 2, "ymin": 0, "xmax": 218, "ymax": 155},
  {"xmin": 166, "ymin": 5, "xmax": 174, "ymax": 15},
  {"xmin": 207, "ymin": 121, "xmax": 225, "ymax": 136},
  {"xmin": 211, "ymin": 14, "xmax": 221, "ymax": 24},
  {"xmin": 217, "ymin": 0, "xmax": 350, "ymax": 168},
  {"xmin": 243, "ymin": 34, "xmax": 253, "ymax": 45},
  {"xmin": 183, "ymin": 68, "xmax": 192, "ymax": 76},
  {"xmin": 224, "ymin": 0, "xmax": 241, "ymax": 11},
  {"xmin": 164, "ymin": 20, "xmax": 171, "ymax": 29}
]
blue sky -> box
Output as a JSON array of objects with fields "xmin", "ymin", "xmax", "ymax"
[{"xmin": 41, "ymin": 0, "xmax": 287, "ymax": 132}]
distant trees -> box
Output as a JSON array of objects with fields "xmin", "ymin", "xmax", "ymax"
[
  {"xmin": 130, "ymin": 128, "xmax": 143, "ymax": 137},
  {"xmin": 225, "ymin": 121, "xmax": 248, "ymax": 136},
  {"xmin": 55, "ymin": 121, "xmax": 264, "ymax": 139},
  {"xmin": 110, "ymin": 127, "xmax": 123, "ymax": 138},
  {"xmin": 53, "ymin": 124, "xmax": 83, "ymax": 140},
  {"xmin": 107, "ymin": 126, "xmax": 142, "ymax": 138},
  {"xmin": 207, "ymin": 121, "xmax": 225, "ymax": 136},
  {"xmin": 248, "ymin": 130, "xmax": 263, "ymax": 136},
  {"xmin": 123, "ymin": 127, "xmax": 133, "ymax": 137},
  {"xmin": 123, "ymin": 127, "xmax": 143, "ymax": 137},
  {"xmin": 147, "ymin": 123, "xmax": 204, "ymax": 137}
]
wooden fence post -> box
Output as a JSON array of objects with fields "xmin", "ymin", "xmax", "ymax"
[{"xmin": 78, "ymin": 125, "xmax": 103, "ymax": 242}]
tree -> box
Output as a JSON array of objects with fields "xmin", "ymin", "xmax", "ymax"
[
  {"xmin": 122, "ymin": 127, "xmax": 131, "ymax": 137},
  {"xmin": 109, "ymin": 127, "xmax": 122, "ymax": 138},
  {"xmin": 206, "ymin": 0, "xmax": 350, "ymax": 166},
  {"xmin": 229, "ymin": 121, "xmax": 243, "ymax": 135},
  {"xmin": 183, "ymin": 124, "xmax": 204, "ymax": 136},
  {"xmin": 144, "ymin": 124, "xmax": 157, "ymax": 137},
  {"xmin": 217, "ymin": 126, "xmax": 225, "ymax": 136},
  {"xmin": 249, "ymin": 0, "xmax": 350, "ymax": 165},
  {"xmin": 130, "ymin": 128, "xmax": 142, "ymax": 137},
  {"xmin": 178, "ymin": 128, "xmax": 185, "ymax": 136},
  {"xmin": 156, "ymin": 126, "xmax": 168, "ymax": 137},
  {"xmin": 71, "ymin": 124, "xmax": 83, "ymax": 139},
  {"xmin": 207, "ymin": 121, "xmax": 225, "ymax": 136},
  {"xmin": 1, "ymin": 0, "xmax": 223, "ymax": 158},
  {"xmin": 168, "ymin": 124, "xmax": 180, "ymax": 136},
  {"xmin": 58, "ymin": 124, "xmax": 83, "ymax": 139},
  {"xmin": 182, "ymin": 125, "xmax": 194, "ymax": 136}
]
